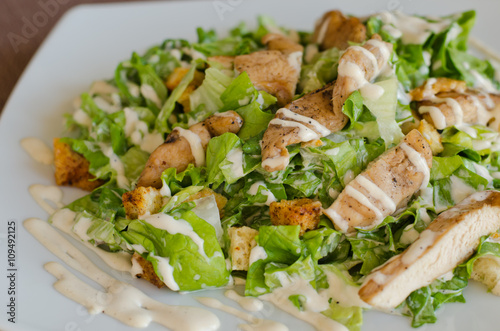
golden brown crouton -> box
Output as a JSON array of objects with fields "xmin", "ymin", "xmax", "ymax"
[
  {"xmin": 228, "ymin": 226, "xmax": 259, "ymax": 271},
  {"xmin": 122, "ymin": 186, "xmax": 163, "ymax": 219},
  {"xmin": 409, "ymin": 78, "xmax": 467, "ymax": 101},
  {"xmin": 131, "ymin": 252, "xmax": 165, "ymax": 288},
  {"xmin": 270, "ymin": 198, "xmax": 322, "ymax": 235},
  {"xmin": 186, "ymin": 188, "xmax": 228, "ymax": 217},
  {"xmin": 165, "ymin": 67, "xmax": 205, "ymax": 112},
  {"xmin": 312, "ymin": 10, "xmax": 367, "ymax": 51},
  {"xmin": 417, "ymin": 119, "xmax": 444, "ymax": 155},
  {"xmin": 472, "ymin": 255, "xmax": 500, "ymax": 296},
  {"xmin": 53, "ymin": 138, "xmax": 104, "ymax": 191}
]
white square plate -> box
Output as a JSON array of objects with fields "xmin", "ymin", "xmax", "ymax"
[{"xmin": 1, "ymin": 0, "xmax": 499, "ymax": 330}]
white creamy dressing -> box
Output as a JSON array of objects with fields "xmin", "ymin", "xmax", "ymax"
[
  {"xmin": 470, "ymin": 70, "xmax": 498, "ymax": 94},
  {"xmin": 127, "ymin": 82, "xmax": 141, "ymax": 98},
  {"xmin": 449, "ymin": 175, "xmax": 476, "ymax": 204},
  {"xmin": 277, "ymin": 108, "xmax": 331, "ymax": 136},
  {"xmin": 72, "ymin": 214, "xmax": 93, "ymax": 241},
  {"xmin": 130, "ymin": 255, "xmax": 144, "ymax": 277},
  {"xmin": 140, "ymin": 132, "xmax": 164, "ymax": 153},
  {"xmin": 24, "ymin": 218, "xmax": 219, "ymax": 330},
  {"xmin": 323, "ymin": 209, "xmax": 349, "ymax": 233},
  {"xmin": 345, "ymin": 186, "xmax": 383, "ymax": 220},
  {"xmin": 400, "ymin": 225, "xmax": 420, "ymax": 245},
  {"xmin": 247, "ymin": 181, "xmax": 277, "ymax": 206},
  {"xmin": 99, "ymin": 143, "xmax": 130, "ymax": 189},
  {"xmin": 140, "ymin": 84, "xmax": 163, "ymax": 108},
  {"xmin": 28, "ymin": 184, "xmax": 64, "ymax": 215},
  {"xmin": 399, "ymin": 142, "xmax": 430, "ymax": 190},
  {"xmin": 343, "ymin": 169, "xmax": 355, "ymax": 186},
  {"xmin": 269, "ymin": 118, "xmax": 321, "ymax": 142},
  {"xmin": 124, "ymin": 107, "xmax": 148, "ymax": 142},
  {"xmin": 320, "ymin": 268, "xmax": 371, "ymax": 308},
  {"xmin": 249, "ymin": 245, "xmax": 268, "ymax": 266},
  {"xmin": 419, "ymin": 207, "xmax": 432, "ymax": 225},
  {"xmin": 338, "ymin": 62, "xmax": 368, "ymax": 87},
  {"xmin": 123, "ymin": 107, "xmax": 164, "ymax": 153},
  {"xmin": 359, "ymin": 83, "xmax": 385, "ymax": 100},
  {"xmin": 356, "ymin": 175, "xmax": 396, "ymax": 213},
  {"xmin": 435, "ymin": 96, "xmax": 464, "ymax": 126},
  {"xmin": 73, "ymin": 108, "xmax": 93, "ymax": 129},
  {"xmin": 259, "ymin": 278, "xmax": 348, "ymax": 331},
  {"xmin": 191, "ymin": 196, "xmax": 224, "ymax": 246},
  {"xmin": 315, "ymin": 15, "xmax": 331, "ymax": 44},
  {"xmin": 418, "ymin": 106, "xmax": 447, "ymax": 129},
  {"xmin": 93, "ymin": 96, "xmax": 121, "ymax": 114},
  {"xmin": 473, "ymin": 163, "xmax": 494, "ymax": 184},
  {"xmin": 89, "ymin": 80, "xmax": 119, "ymax": 95},
  {"xmin": 337, "ymin": 40, "xmax": 392, "ymax": 103},
  {"xmin": 21, "ymin": 137, "xmax": 54, "ymax": 165},
  {"xmin": 378, "ymin": 11, "xmax": 451, "ymax": 45},
  {"xmin": 224, "ymin": 147, "xmax": 245, "ymax": 178},
  {"xmin": 287, "ymin": 51, "xmax": 303, "ymax": 74},
  {"xmin": 141, "ymin": 213, "xmax": 208, "ymax": 259},
  {"xmin": 401, "ymin": 229, "xmax": 437, "ymax": 265},
  {"xmin": 438, "ymin": 270, "xmax": 455, "ymax": 282},
  {"xmin": 304, "ymin": 44, "xmax": 319, "ymax": 64},
  {"xmin": 174, "ymin": 127, "xmax": 206, "ymax": 167},
  {"xmin": 150, "ymin": 254, "xmax": 180, "ymax": 291},
  {"xmin": 224, "ymin": 289, "xmax": 264, "ymax": 312},
  {"xmin": 261, "ymin": 155, "xmax": 290, "ymax": 171},
  {"xmin": 51, "ymin": 208, "xmax": 132, "ymax": 272},
  {"xmin": 328, "ymin": 188, "xmax": 340, "ymax": 200},
  {"xmin": 196, "ymin": 297, "xmax": 287, "ymax": 331}
]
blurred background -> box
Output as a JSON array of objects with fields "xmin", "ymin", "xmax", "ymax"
[{"xmin": 0, "ymin": 0, "xmax": 158, "ymax": 113}]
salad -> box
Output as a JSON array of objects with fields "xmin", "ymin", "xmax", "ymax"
[{"xmin": 48, "ymin": 7, "xmax": 500, "ymax": 330}]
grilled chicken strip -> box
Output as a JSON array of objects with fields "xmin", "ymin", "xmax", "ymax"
[
  {"xmin": 312, "ymin": 10, "xmax": 367, "ymax": 51},
  {"xmin": 332, "ymin": 34, "xmax": 393, "ymax": 118},
  {"xmin": 261, "ymin": 36, "xmax": 392, "ymax": 172},
  {"xmin": 209, "ymin": 34, "xmax": 303, "ymax": 107},
  {"xmin": 137, "ymin": 111, "xmax": 243, "ymax": 188},
  {"xmin": 410, "ymin": 77, "xmax": 500, "ymax": 130},
  {"xmin": 324, "ymin": 129, "xmax": 432, "ymax": 233},
  {"xmin": 261, "ymin": 83, "xmax": 345, "ymax": 171},
  {"xmin": 359, "ymin": 190, "xmax": 500, "ymax": 309}
]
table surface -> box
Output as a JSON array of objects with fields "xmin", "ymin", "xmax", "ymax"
[{"xmin": 0, "ymin": 0, "xmax": 161, "ymax": 115}]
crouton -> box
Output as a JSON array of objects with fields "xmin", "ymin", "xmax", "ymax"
[
  {"xmin": 269, "ymin": 198, "xmax": 322, "ymax": 235},
  {"xmin": 472, "ymin": 255, "xmax": 500, "ymax": 296},
  {"xmin": 186, "ymin": 188, "xmax": 228, "ymax": 217},
  {"xmin": 165, "ymin": 67, "xmax": 205, "ymax": 112},
  {"xmin": 418, "ymin": 119, "xmax": 444, "ymax": 155},
  {"xmin": 165, "ymin": 67, "xmax": 189, "ymax": 90},
  {"xmin": 122, "ymin": 186, "xmax": 163, "ymax": 219},
  {"xmin": 53, "ymin": 138, "xmax": 104, "ymax": 191},
  {"xmin": 471, "ymin": 232, "xmax": 500, "ymax": 296},
  {"xmin": 131, "ymin": 252, "xmax": 165, "ymax": 288},
  {"xmin": 228, "ymin": 226, "xmax": 259, "ymax": 271}
]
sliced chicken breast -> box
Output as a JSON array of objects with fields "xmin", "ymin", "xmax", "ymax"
[
  {"xmin": 312, "ymin": 10, "xmax": 367, "ymax": 51},
  {"xmin": 137, "ymin": 112, "xmax": 243, "ymax": 188},
  {"xmin": 410, "ymin": 78, "xmax": 500, "ymax": 130},
  {"xmin": 261, "ymin": 82, "xmax": 349, "ymax": 172},
  {"xmin": 332, "ymin": 34, "xmax": 393, "ymax": 119},
  {"xmin": 324, "ymin": 129, "xmax": 432, "ymax": 233},
  {"xmin": 359, "ymin": 190, "xmax": 500, "ymax": 309}
]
